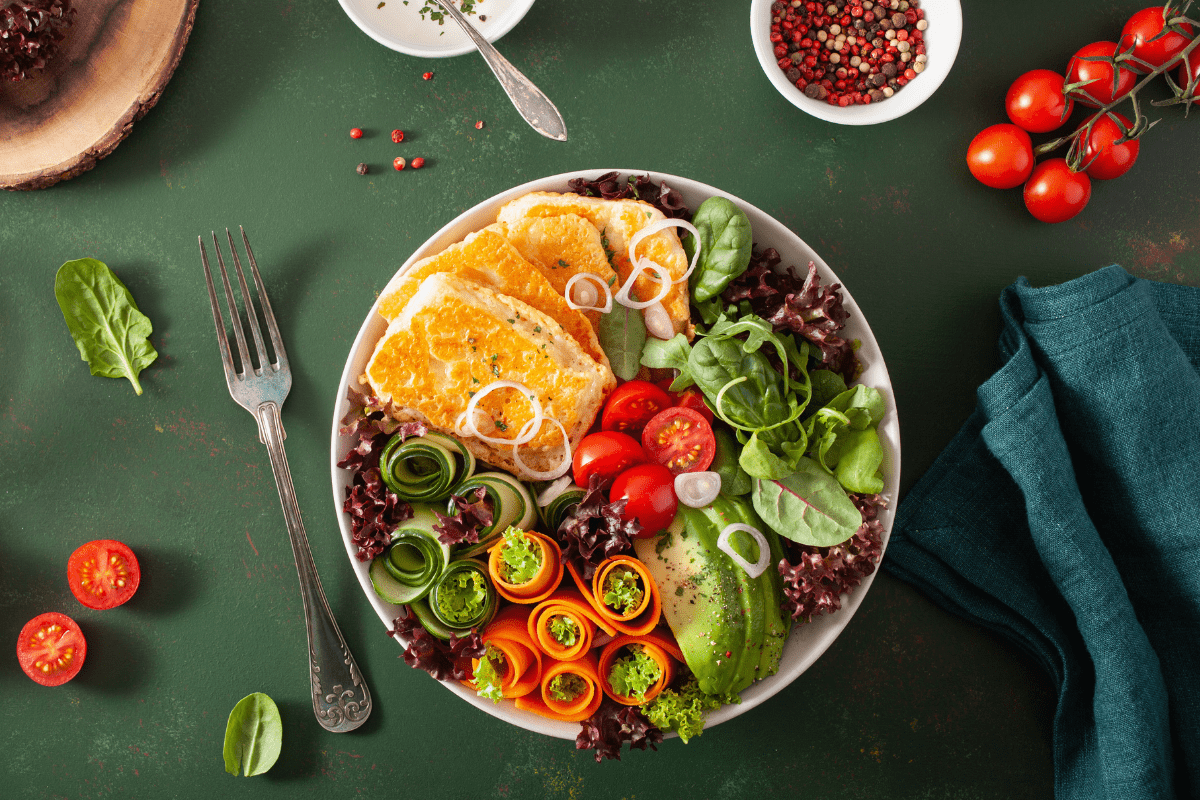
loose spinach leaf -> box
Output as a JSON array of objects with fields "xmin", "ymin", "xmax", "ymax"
[
  {"xmin": 685, "ymin": 197, "xmax": 753, "ymax": 303},
  {"xmin": 599, "ymin": 292, "xmax": 647, "ymax": 380},
  {"xmin": 223, "ymin": 692, "xmax": 283, "ymax": 777},
  {"xmin": 751, "ymin": 458, "xmax": 862, "ymax": 547},
  {"xmin": 54, "ymin": 258, "xmax": 157, "ymax": 396}
]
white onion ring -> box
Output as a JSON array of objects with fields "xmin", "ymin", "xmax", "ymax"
[
  {"xmin": 674, "ymin": 471, "xmax": 721, "ymax": 508},
  {"xmin": 626, "ymin": 218, "xmax": 701, "ymax": 286},
  {"xmin": 536, "ymin": 475, "xmax": 574, "ymax": 506},
  {"xmin": 614, "ymin": 260, "xmax": 673, "ymax": 310},
  {"xmin": 454, "ymin": 380, "xmax": 543, "ymax": 446},
  {"xmin": 513, "ymin": 416, "xmax": 573, "ymax": 480},
  {"xmin": 643, "ymin": 302, "xmax": 674, "ymax": 340},
  {"xmin": 716, "ymin": 523, "xmax": 772, "ymax": 579},
  {"xmin": 564, "ymin": 272, "xmax": 613, "ymax": 313}
]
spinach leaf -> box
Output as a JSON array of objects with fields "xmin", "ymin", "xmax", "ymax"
[
  {"xmin": 710, "ymin": 425, "xmax": 752, "ymax": 495},
  {"xmin": 598, "ymin": 292, "xmax": 647, "ymax": 380},
  {"xmin": 640, "ymin": 333, "xmax": 694, "ymax": 391},
  {"xmin": 751, "ymin": 458, "xmax": 863, "ymax": 547},
  {"xmin": 223, "ymin": 692, "xmax": 283, "ymax": 777},
  {"xmin": 54, "ymin": 258, "xmax": 157, "ymax": 396},
  {"xmin": 804, "ymin": 385, "xmax": 886, "ymax": 493},
  {"xmin": 686, "ymin": 197, "xmax": 753, "ymax": 303}
]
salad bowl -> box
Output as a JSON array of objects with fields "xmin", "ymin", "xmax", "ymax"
[{"xmin": 329, "ymin": 169, "xmax": 901, "ymax": 740}]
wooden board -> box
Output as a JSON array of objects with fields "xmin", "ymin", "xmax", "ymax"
[{"xmin": 0, "ymin": 0, "xmax": 198, "ymax": 190}]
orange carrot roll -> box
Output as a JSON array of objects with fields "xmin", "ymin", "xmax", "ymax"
[
  {"xmin": 527, "ymin": 590, "xmax": 617, "ymax": 661},
  {"xmin": 487, "ymin": 530, "xmax": 564, "ymax": 605},
  {"xmin": 567, "ymin": 555, "xmax": 662, "ymax": 636},
  {"xmin": 597, "ymin": 633, "xmax": 680, "ymax": 706},
  {"xmin": 462, "ymin": 606, "xmax": 543, "ymax": 699},
  {"xmin": 514, "ymin": 652, "xmax": 604, "ymax": 723}
]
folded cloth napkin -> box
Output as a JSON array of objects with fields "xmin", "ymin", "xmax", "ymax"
[{"xmin": 885, "ymin": 265, "xmax": 1200, "ymax": 800}]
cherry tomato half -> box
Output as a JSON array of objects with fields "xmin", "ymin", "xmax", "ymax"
[
  {"xmin": 1119, "ymin": 6, "xmax": 1195, "ymax": 72},
  {"xmin": 16, "ymin": 612, "xmax": 86, "ymax": 686},
  {"xmin": 966, "ymin": 124, "xmax": 1034, "ymax": 189},
  {"xmin": 675, "ymin": 388, "xmax": 714, "ymax": 424},
  {"xmin": 68, "ymin": 539, "xmax": 141, "ymax": 610},
  {"xmin": 609, "ymin": 463, "xmax": 678, "ymax": 537},
  {"xmin": 601, "ymin": 380, "xmax": 674, "ymax": 435},
  {"xmin": 1005, "ymin": 69, "xmax": 1073, "ymax": 133},
  {"xmin": 1023, "ymin": 159, "xmax": 1092, "ymax": 224},
  {"xmin": 1181, "ymin": 47, "xmax": 1200, "ymax": 100},
  {"xmin": 1082, "ymin": 113, "xmax": 1140, "ymax": 180},
  {"xmin": 1066, "ymin": 42, "xmax": 1138, "ymax": 107},
  {"xmin": 572, "ymin": 431, "xmax": 646, "ymax": 487},
  {"xmin": 642, "ymin": 407, "xmax": 716, "ymax": 474}
]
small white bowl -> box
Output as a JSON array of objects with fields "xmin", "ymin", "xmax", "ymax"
[
  {"xmin": 750, "ymin": 0, "xmax": 962, "ymax": 125},
  {"xmin": 338, "ymin": 0, "xmax": 536, "ymax": 58}
]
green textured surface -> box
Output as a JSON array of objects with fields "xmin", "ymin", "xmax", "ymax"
[{"xmin": 2, "ymin": 0, "xmax": 1197, "ymax": 797}]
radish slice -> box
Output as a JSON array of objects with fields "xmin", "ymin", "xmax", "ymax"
[
  {"xmin": 536, "ymin": 475, "xmax": 574, "ymax": 506},
  {"xmin": 674, "ymin": 471, "xmax": 721, "ymax": 508},
  {"xmin": 454, "ymin": 380, "xmax": 543, "ymax": 446},
  {"xmin": 626, "ymin": 218, "xmax": 701, "ymax": 286},
  {"xmin": 513, "ymin": 417, "xmax": 572, "ymax": 480},
  {"xmin": 716, "ymin": 523, "xmax": 772, "ymax": 579},
  {"xmin": 643, "ymin": 302, "xmax": 674, "ymax": 340},
  {"xmin": 614, "ymin": 260, "xmax": 673, "ymax": 310},
  {"xmin": 565, "ymin": 272, "xmax": 614, "ymax": 313}
]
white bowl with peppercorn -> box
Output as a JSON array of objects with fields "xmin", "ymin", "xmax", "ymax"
[{"xmin": 752, "ymin": 0, "xmax": 962, "ymax": 124}]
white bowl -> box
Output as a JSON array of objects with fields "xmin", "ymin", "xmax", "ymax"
[
  {"xmin": 329, "ymin": 169, "xmax": 901, "ymax": 740},
  {"xmin": 750, "ymin": 0, "xmax": 962, "ymax": 125},
  {"xmin": 338, "ymin": 0, "xmax": 535, "ymax": 58}
]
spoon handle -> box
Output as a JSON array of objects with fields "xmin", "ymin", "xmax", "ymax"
[{"xmin": 429, "ymin": 0, "xmax": 567, "ymax": 142}]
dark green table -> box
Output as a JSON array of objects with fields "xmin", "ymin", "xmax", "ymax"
[{"xmin": 3, "ymin": 1, "xmax": 1196, "ymax": 797}]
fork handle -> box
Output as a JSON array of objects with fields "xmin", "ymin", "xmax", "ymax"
[{"xmin": 256, "ymin": 402, "xmax": 372, "ymax": 733}]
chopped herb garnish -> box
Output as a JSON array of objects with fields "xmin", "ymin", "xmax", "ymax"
[
  {"xmin": 492, "ymin": 364, "xmax": 500, "ymax": 376},
  {"xmin": 534, "ymin": 325, "xmax": 542, "ymax": 333},
  {"xmin": 507, "ymin": 318, "xmax": 515, "ymax": 324},
  {"xmin": 558, "ymin": 259, "xmax": 570, "ymax": 268},
  {"xmin": 494, "ymin": 419, "xmax": 508, "ymax": 431}
]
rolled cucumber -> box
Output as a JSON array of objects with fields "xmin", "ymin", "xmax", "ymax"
[
  {"xmin": 452, "ymin": 471, "xmax": 536, "ymax": 557},
  {"xmin": 368, "ymin": 504, "xmax": 450, "ymax": 606},
  {"xmin": 380, "ymin": 430, "xmax": 477, "ymax": 503}
]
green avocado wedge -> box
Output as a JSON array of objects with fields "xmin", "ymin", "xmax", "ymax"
[{"xmin": 633, "ymin": 494, "xmax": 790, "ymax": 696}]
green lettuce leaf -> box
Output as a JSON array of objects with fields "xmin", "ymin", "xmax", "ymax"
[
  {"xmin": 607, "ymin": 645, "xmax": 661, "ymax": 700},
  {"xmin": 751, "ymin": 457, "xmax": 863, "ymax": 547}
]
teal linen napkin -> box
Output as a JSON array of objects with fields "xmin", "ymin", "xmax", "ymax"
[{"xmin": 885, "ymin": 265, "xmax": 1200, "ymax": 800}]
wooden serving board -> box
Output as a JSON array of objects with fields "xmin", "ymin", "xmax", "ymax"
[{"xmin": 0, "ymin": 0, "xmax": 199, "ymax": 190}]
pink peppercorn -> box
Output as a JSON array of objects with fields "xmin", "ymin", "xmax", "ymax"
[
  {"xmin": 391, "ymin": 129, "xmax": 405, "ymax": 143},
  {"xmin": 411, "ymin": 157, "xmax": 425, "ymax": 169},
  {"xmin": 350, "ymin": 127, "xmax": 363, "ymax": 139}
]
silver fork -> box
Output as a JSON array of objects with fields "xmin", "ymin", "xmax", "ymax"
[{"xmin": 200, "ymin": 227, "xmax": 371, "ymax": 733}]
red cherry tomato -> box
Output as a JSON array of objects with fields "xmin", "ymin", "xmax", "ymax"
[
  {"xmin": 1119, "ymin": 6, "xmax": 1195, "ymax": 72},
  {"xmin": 1023, "ymin": 159, "xmax": 1092, "ymax": 224},
  {"xmin": 1005, "ymin": 70, "xmax": 1074, "ymax": 133},
  {"xmin": 68, "ymin": 539, "xmax": 141, "ymax": 610},
  {"xmin": 601, "ymin": 380, "xmax": 674, "ymax": 435},
  {"xmin": 1066, "ymin": 42, "xmax": 1138, "ymax": 107},
  {"xmin": 674, "ymin": 388, "xmax": 714, "ymax": 424},
  {"xmin": 609, "ymin": 463, "xmax": 678, "ymax": 537},
  {"xmin": 16, "ymin": 612, "xmax": 86, "ymax": 686},
  {"xmin": 572, "ymin": 431, "xmax": 645, "ymax": 487},
  {"xmin": 966, "ymin": 124, "xmax": 1034, "ymax": 189},
  {"xmin": 641, "ymin": 407, "xmax": 716, "ymax": 474},
  {"xmin": 1081, "ymin": 113, "xmax": 1140, "ymax": 180},
  {"xmin": 1181, "ymin": 47, "xmax": 1200, "ymax": 99}
]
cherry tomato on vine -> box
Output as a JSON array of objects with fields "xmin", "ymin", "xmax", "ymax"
[
  {"xmin": 1181, "ymin": 47, "xmax": 1200, "ymax": 99},
  {"xmin": 642, "ymin": 407, "xmax": 716, "ymax": 474},
  {"xmin": 609, "ymin": 463, "xmax": 678, "ymax": 537},
  {"xmin": 1081, "ymin": 113, "xmax": 1140, "ymax": 180},
  {"xmin": 572, "ymin": 431, "xmax": 645, "ymax": 487},
  {"xmin": 16, "ymin": 612, "xmax": 86, "ymax": 686},
  {"xmin": 1023, "ymin": 159, "xmax": 1092, "ymax": 223},
  {"xmin": 966, "ymin": 124, "xmax": 1034, "ymax": 189},
  {"xmin": 1006, "ymin": 69, "xmax": 1074, "ymax": 133},
  {"xmin": 601, "ymin": 380, "xmax": 674, "ymax": 435},
  {"xmin": 1119, "ymin": 6, "xmax": 1196, "ymax": 72},
  {"xmin": 68, "ymin": 539, "xmax": 141, "ymax": 610},
  {"xmin": 1066, "ymin": 42, "xmax": 1138, "ymax": 107}
]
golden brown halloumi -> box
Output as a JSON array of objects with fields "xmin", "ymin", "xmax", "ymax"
[
  {"xmin": 485, "ymin": 216, "xmax": 620, "ymax": 334},
  {"xmin": 376, "ymin": 228, "xmax": 609, "ymax": 370},
  {"xmin": 362, "ymin": 272, "xmax": 615, "ymax": 479},
  {"xmin": 495, "ymin": 192, "xmax": 692, "ymax": 336}
]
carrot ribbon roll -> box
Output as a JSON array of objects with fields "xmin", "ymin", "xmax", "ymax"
[
  {"xmin": 597, "ymin": 631, "xmax": 683, "ymax": 706},
  {"xmin": 514, "ymin": 651, "xmax": 605, "ymax": 723},
  {"xmin": 487, "ymin": 529, "xmax": 564, "ymax": 605},
  {"xmin": 566, "ymin": 554, "xmax": 662, "ymax": 636},
  {"xmin": 527, "ymin": 589, "xmax": 617, "ymax": 661},
  {"xmin": 462, "ymin": 605, "xmax": 543, "ymax": 699}
]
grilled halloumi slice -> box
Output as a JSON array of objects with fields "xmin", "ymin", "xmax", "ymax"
[
  {"xmin": 376, "ymin": 228, "xmax": 609, "ymax": 369},
  {"xmin": 363, "ymin": 272, "xmax": 614, "ymax": 479},
  {"xmin": 495, "ymin": 191, "xmax": 692, "ymax": 336}
]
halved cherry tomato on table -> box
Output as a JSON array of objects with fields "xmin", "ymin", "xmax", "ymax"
[
  {"xmin": 641, "ymin": 407, "xmax": 716, "ymax": 474},
  {"xmin": 68, "ymin": 539, "xmax": 141, "ymax": 610},
  {"xmin": 16, "ymin": 612, "xmax": 87, "ymax": 686},
  {"xmin": 601, "ymin": 380, "xmax": 674, "ymax": 435},
  {"xmin": 1023, "ymin": 159, "xmax": 1092, "ymax": 223},
  {"xmin": 572, "ymin": 431, "xmax": 646, "ymax": 487},
  {"xmin": 1081, "ymin": 112, "xmax": 1140, "ymax": 180},
  {"xmin": 609, "ymin": 463, "xmax": 678, "ymax": 537},
  {"xmin": 675, "ymin": 388, "xmax": 714, "ymax": 424},
  {"xmin": 1119, "ymin": 6, "xmax": 1195, "ymax": 72},
  {"xmin": 1066, "ymin": 42, "xmax": 1137, "ymax": 107},
  {"xmin": 1005, "ymin": 69, "xmax": 1073, "ymax": 134},
  {"xmin": 966, "ymin": 124, "xmax": 1034, "ymax": 189}
]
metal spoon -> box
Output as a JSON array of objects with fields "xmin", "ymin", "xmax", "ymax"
[{"xmin": 428, "ymin": 0, "xmax": 567, "ymax": 141}]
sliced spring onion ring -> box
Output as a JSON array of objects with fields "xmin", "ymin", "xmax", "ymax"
[
  {"xmin": 536, "ymin": 475, "xmax": 574, "ymax": 507},
  {"xmin": 716, "ymin": 523, "xmax": 772, "ymax": 579},
  {"xmin": 614, "ymin": 260, "xmax": 673, "ymax": 310},
  {"xmin": 674, "ymin": 471, "xmax": 721, "ymax": 509},
  {"xmin": 537, "ymin": 479, "xmax": 585, "ymax": 531},
  {"xmin": 564, "ymin": 272, "xmax": 613, "ymax": 313},
  {"xmin": 626, "ymin": 218, "xmax": 701, "ymax": 286},
  {"xmin": 513, "ymin": 416, "xmax": 573, "ymax": 481},
  {"xmin": 455, "ymin": 380, "xmax": 543, "ymax": 447},
  {"xmin": 643, "ymin": 301, "xmax": 674, "ymax": 340}
]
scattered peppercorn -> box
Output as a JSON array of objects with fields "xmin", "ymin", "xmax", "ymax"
[
  {"xmin": 422, "ymin": 71, "xmax": 433, "ymax": 80},
  {"xmin": 391, "ymin": 129, "xmax": 405, "ymax": 143},
  {"xmin": 350, "ymin": 127, "xmax": 364, "ymax": 139},
  {"xmin": 356, "ymin": 162, "xmax": 369, "ymax": 175},
  {"xmin": 475, "ymin": 120, "xmax": 484, "ymax": 129},
  {"xmin": 411, "ymin": 157, "xmax": 426, "ymax": 169},
  {"xmin": 393, "ymin": 157, "xmax": 406, "ymax": 170}
]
